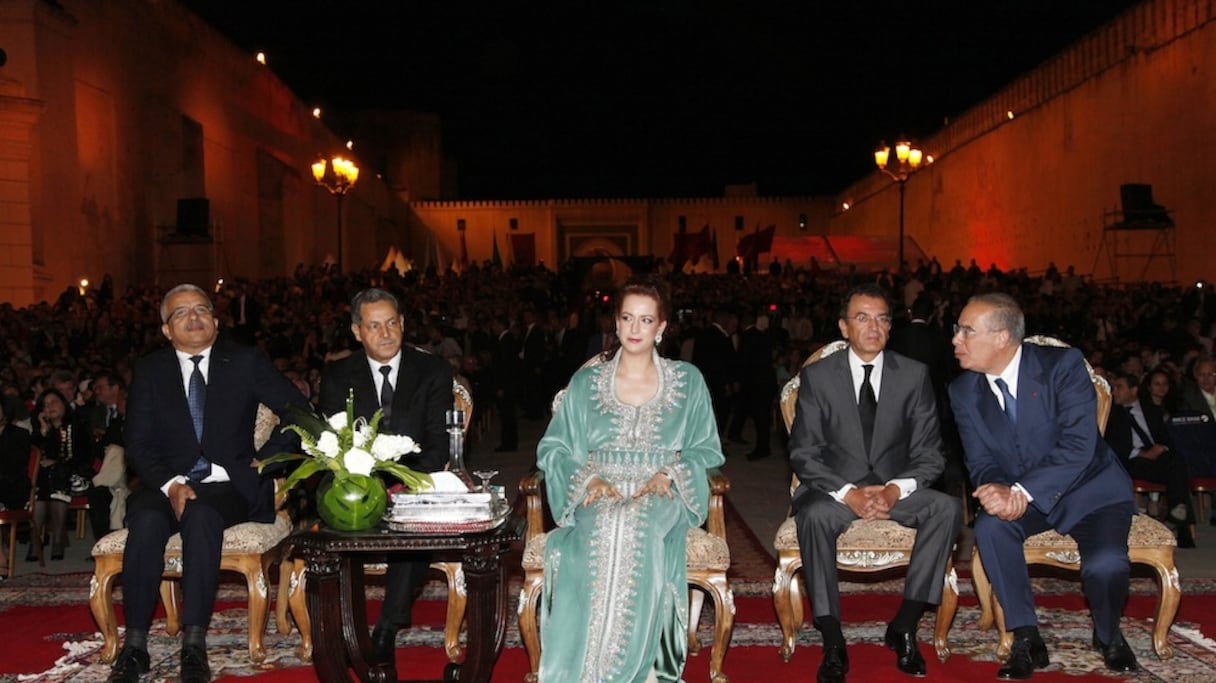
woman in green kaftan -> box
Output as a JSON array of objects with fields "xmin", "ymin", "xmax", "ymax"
[{"xmin": 537, "ymin": 276, "xmax": 725, "ymax": 683}]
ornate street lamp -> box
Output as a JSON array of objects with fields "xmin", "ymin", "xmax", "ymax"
[
  {"xmin": 874, "ymin": 139, "xmax": 931, "ymax": 271},
  {"xmin": 312, "ymin": 156, "xmax": 359, "ymax": 271}
]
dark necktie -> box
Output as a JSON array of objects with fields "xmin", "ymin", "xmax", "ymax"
[
  {"xmin": 187, "ymin": 355, "xmax": 212, "ymax": 482},
  {"xmin": 379, "ymin": 365, "xmax": 394, "ymax": 421},
  {"xmin": 1125, "ymin": 405, "xmax": 1154, "ymax": 449},
  {"xmin": 995, "ymin": 378, "xmax": 1017, "ymax": 425},
  {"xmin": 859, "ymin": 364, "xmax": 877, "ymax": 453}
]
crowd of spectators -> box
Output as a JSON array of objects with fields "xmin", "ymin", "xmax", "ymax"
[{"xmin": 0, "ymin": 254, "xmax": 1213, "ymax": 563}]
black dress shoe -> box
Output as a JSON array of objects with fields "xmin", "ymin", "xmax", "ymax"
[
  {"xmin": 493, "ymin": 445, "xmax": 517, "ymax": 452},
  {"xmin": 884, "ymin": 627, "xmax": 927, "ymax": 676},
  {"xmin": 180, "ymin": 644, "xmax": 211, "ymax": 683},
  {"xmin": 371, "ymin": 625, "xmax": 398, "ymax": 663},
  {"xmin": 997, "ymin": 634, "xmax": 1049, "ymax": 680},
  {"xmin": 106, "ymin": 645, "xmax": 150, "ymax": 683},
  {"xmin": 745, "ymin": 450, "xmax": 772, "ymax": 461},
  {"xmin": 817, "ymin": 643, "xmax": 849, "ymax": 683},
  {"xmin": 1092, "ymin": 631, "xmax": 1139, "ymax": 673}
]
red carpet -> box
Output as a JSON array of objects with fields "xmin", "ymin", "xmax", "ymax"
[{"xmin": 4, "ymin": 507, "xmax": 1216, "ymax": 682}]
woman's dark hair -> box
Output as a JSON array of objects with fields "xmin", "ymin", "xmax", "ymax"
[
  {"xmin": 33, "ymin": 387, "xmax": 69, "ymax": 425},
  {"xmin": 614, "ymin": 273, "xmax": 671, "ymax": 322}
]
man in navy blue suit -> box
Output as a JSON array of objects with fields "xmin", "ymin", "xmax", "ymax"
[
  {"xmin": 949, "ymin": 293, "xmax": 1138, "ymax": 680},
  {"xmin": 108, "ymin": 284, "xmax": 304, "ymax": 683}
]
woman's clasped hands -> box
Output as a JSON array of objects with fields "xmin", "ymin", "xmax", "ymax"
[{"xmin": 583, "ymin": 472, "xmax": 673, "ymax": 506}]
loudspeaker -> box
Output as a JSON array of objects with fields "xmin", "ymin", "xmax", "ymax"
[
  {"xmin": 735, "ymin": 216, "xmax": 744, "ymax": 231},
  {"xmin": 176, "ymin": 197, "xmax": 210, "ymax": 236},
  {"xmin": 678, "ymin": 215, "xmax": 687, "ymax": 231}
]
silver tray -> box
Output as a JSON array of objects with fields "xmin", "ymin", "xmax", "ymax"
[{"xmin": 383, "ymin": 499, "xmax": 510, "ymax": 535}]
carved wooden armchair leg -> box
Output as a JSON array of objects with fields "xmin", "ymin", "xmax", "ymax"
[
  {"xmin": 285, "ymin": 557, "xmax": 313, "ymax": 662},
  {"xmin": 932, "ymin": 563, "xmax": 958, "ymax": 662},
  {"xmin": 970, "ymin": 549, "xmax": 995, "ymax": 632},
  {"xmin": 1139, "ymin": 547, "xmax": 1180, "ymax": 659},
  {"xmin": 689, "ymin": 571, "xmax": 734, "ymax": 683},
  {"xmin": 274, "ymin": 556, "xmax": 294, "ymax": 635},
  {"xmin": 237, "ymin": 555, "xmax": 271, "ymax": 663},
  {"xmin": 772, "ymin": 552, "xmax": 803, "ymax": 662},
  {"xmin": 161, "ymin": 580, "xmax": 181, "ymax": 636},
  {"xmin": 89, "ymin": 557, "xmax": 123, "ymax": 663},
  {"xmin": 518, "ymin": 570, "xmax": 544, "ymax": 683},
  {"xmin": 432, "ymin": 561, "xmax": 467, "ymax": 661}
]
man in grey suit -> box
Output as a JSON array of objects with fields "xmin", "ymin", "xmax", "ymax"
[{"xmin": 789, "ymin": 284, "xmax": 962, "ymax": 683}]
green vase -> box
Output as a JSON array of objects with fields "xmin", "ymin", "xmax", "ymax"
[{"xmin": 317, "ymin": 473, "xmax": 387, "ymax": 531}]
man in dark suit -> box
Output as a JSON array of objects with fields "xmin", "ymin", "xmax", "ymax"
[
  {"xmin": 732, "ymin": 312, "xmax": 778, "ymax": 459},
  {"xmin": 692, "ymin": 309, "xmax": 738, "ymax": 436},
  {"xmin": 490, "ymin": 315, "xmax": 521, "ymax": 452},
  {"xmin": 789, "ymin": 284, "xmax": 961, "ymax": 683},
  {"xmin": 319, "ymin": 288, "xmax": 453, "ymax": 664},
  {"xmin": 949, "ymin": 293, "xmax": 1138, "ymax": 679},
  {"xmin": 109, "ymin": 284, "xmax": 304, "ymax": 683},
  {"xmin": 1105, "ymin": 372, "xmax": 1195, "ymax": 547}
]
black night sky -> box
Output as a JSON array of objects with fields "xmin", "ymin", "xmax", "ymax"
[{"xmin": 182, "ymin": 1, "xmax": 1141, "ymax": 200}]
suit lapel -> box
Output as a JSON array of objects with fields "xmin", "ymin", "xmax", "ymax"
[
  {"xmin": 392, "ymin": 349, "xmax": 421, "ymax": 426},
  {"xmin": 351, "ymin": 351, "xmax": 379, "ymax": 418},
  {"xmin": 828, "ymin": 352, "xmax": 869, "ymax": 458},
  {"xmin": 1016, "ymin": 347, "xmax": 1049, "ymax": 448},
  {"xmin": 163, "ymin": 349, "xmax": 198, "ymax": 445}
]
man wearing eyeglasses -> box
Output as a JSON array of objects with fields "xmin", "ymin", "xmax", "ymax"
[
  {"xmin": 319, "ymin": 288, "xmax": 453, "ymax": 669},
  {"xmin": 949, "ymin": 293, "xmax": 1137, "ymax": 679},
  {"xmin": 109, "ymin": 284, "xmax": 305, "ymax": 683},
  {"xmin": 789, "ymin": 283, "xmax": 961, "ymax": 683}
]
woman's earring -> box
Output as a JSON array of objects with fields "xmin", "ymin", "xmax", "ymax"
[{"xmin": 655, "ymin": 333, "xmax": 664, "ymax": 345}]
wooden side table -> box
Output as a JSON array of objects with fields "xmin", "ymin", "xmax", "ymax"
[{"xmin": 291, "ymin": 518, "xmax": 522, "ymax": 683}]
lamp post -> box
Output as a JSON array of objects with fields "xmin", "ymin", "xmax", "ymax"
[
  {"xmin": 312, "ymin": 156, "xmax": 359, "ymax": 271},
  {"xmin": 874, "ymin": 139, "xmax": 930, "ymax": 272}
]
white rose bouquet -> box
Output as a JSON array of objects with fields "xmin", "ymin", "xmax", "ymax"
[{"xmin": 258, "ymin": 390, "xmax": 433, "ymax": 494}]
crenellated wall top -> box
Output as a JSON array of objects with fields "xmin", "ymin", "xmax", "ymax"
[{"xmin": 410, "ymin": 195, "xmax": 822, "ymax": 209}]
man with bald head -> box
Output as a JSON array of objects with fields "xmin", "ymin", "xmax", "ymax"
[{"xmin": 949, "ymin": 292, "xmax": 1137, "ymax": 679}]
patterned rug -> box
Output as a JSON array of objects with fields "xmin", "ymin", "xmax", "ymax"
[{"xmin": 5, "ymin": 575, "xmax": 1216, "ymax": 682}]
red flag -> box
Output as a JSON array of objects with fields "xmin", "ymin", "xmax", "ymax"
[
  {"xmin": 458, "ymin": 229, "xmax": 469, "ymax": 270},
  {"xmin": 736, "ymin": 225, "xmax": 776, "ymax": 260},
  {"xmin": 509, "ymin": 233, "xmax": 536, "ymax": 267},
  {"xmin": 669, "ymin": 225, "xmax": 711, "ymax": 265}
]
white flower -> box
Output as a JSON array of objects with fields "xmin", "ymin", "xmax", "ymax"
[
  {"xmin": 370, "ymin": 433, "xmax": 421, "ymax": 462},
  {"xmin": 327, "ymin": 411, "xmax": 348, "ymax": 432},
  {"xmin": 315, "ymin": 431, "xmax": 341, "ymax": 458},
  {"xmin": 342, "ymin": 447, "xmax": 375, "ymax": 476},
  {"xmin": 352, "ymin": 420, "xmax": 372, "ymax": 448}
]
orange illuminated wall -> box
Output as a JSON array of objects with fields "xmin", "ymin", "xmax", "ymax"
[{"xmin": 830, "ymin": 0, "xmax": 1216, "ymax": 283}]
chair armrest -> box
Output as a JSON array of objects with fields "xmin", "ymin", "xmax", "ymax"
[
  {"xmin": 520, "ymin": 470, "xmax": 546, "ymax": 543},
  {"xmin": 706, "ymin": 469, "xmax": 730, "ymax": 540}
]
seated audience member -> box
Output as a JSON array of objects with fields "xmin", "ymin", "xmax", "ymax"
[
  {"xmin": 29, "ymin": 388, "xmax": 91, "ymax": 560},
  {"xmin": 537, "ymin": 276, "xmax": 725, "ymax": 682},
  {"xmin": 1104, "ymin": 373, "xmax": 1195, "ymax": 547},
  {"xmin": 950, "ymin": 293, "xmax": 1138, "ymax": 678},
  {"xmin": 790, "ymin": 285, "xmax": 961, "ymax": 682},
  {"xmin": 1179, "ymin": 357, "xmax": 1216, "ymax": 420},
  {"xmin": 1141, "ymin": 367, "xmax": 1179, "ymax": 418}
]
